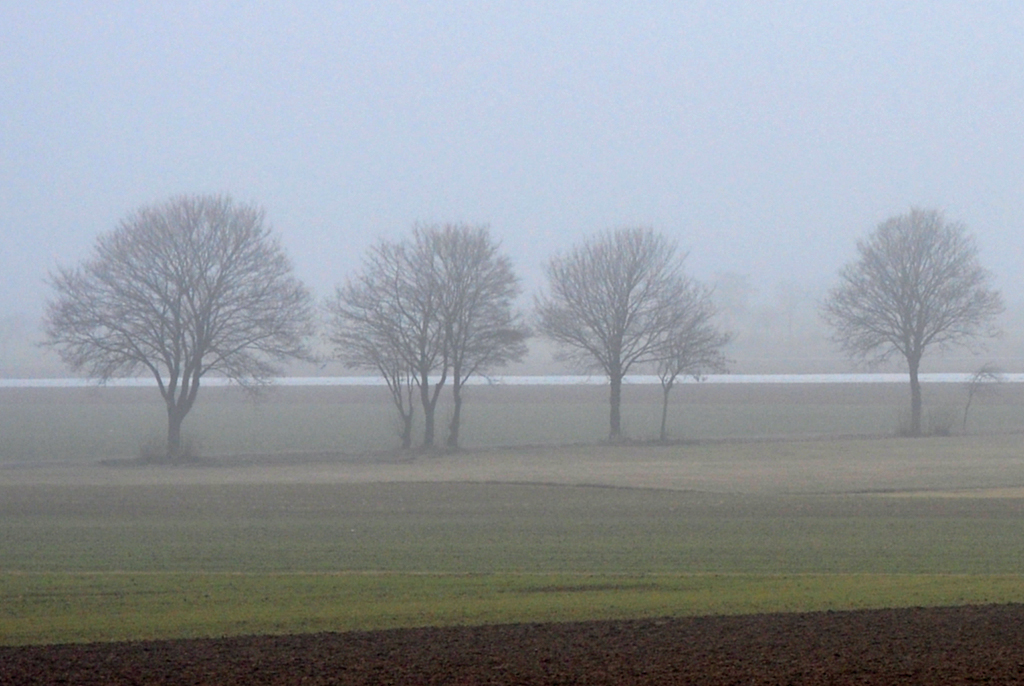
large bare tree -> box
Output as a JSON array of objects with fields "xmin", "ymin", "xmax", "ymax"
[
  {"xmin": 655, "ymin": 281, "xmax": 731, "ymax": 442},
  {"xmin": 434, "ymin": 224, "xmax": 529, "ymax": 448},
  {"xmin": 44, "ymin": 195, "xmax": 315, "ymax": 460},
  {"xmin": 536, "ymin": 227, "xmax": 693, "ymax": 440},
  {"xmin": 821, "ymin": 208, "xmax": 1003, "ymax": 436}
]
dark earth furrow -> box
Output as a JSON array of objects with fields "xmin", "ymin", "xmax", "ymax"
[{"xmin": 4, "ymin": 604, "xmax": 1024, "ymax": 685}]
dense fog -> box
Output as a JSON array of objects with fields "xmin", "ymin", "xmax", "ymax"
[{"xmin": 4, "ymin": 4, "xmax": 1024, "ymax": 377}]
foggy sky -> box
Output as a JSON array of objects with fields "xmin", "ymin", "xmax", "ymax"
[{"xmin": 3, "ymin": 2, "xmax": 1024, "ymax": 323}]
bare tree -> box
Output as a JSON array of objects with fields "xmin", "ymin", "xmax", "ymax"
[
  {"xmin": 655, "ymin": 281, "xmax": 731, "ymax": 442},
  {"xmin": 536, "ymin": 227, "xmax": 692, "ymax": 441},
  {"xmin": 326, "ymin": 244, "xmax": 418, "ymax": 448},
  {"xmin": 434, "ymin": 224, "xmax": 529, "ymax": 448},
  {"xmin": 44, "ymin": 195, "xmax": 315, "ymax": 461},
  {"xmin": 821, "ymin": 208, "xmax": 1003, "ymax": 437},
  {"xmin": 328, "ymin": 225, "xmax": 528, "ymax": 450}
]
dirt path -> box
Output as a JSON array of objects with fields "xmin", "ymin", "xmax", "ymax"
[{"xmin": 4, "ymin": 604, "xmax": 1024, "ymax": 684}]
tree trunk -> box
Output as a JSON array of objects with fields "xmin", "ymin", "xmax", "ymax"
[
  {"xmin": 384, "ymin": 374, "xmax": 414, "ymax": 450},
  {"xmin": 659, "ymin": 383, "xmax": 672, "ymax": 442},
  {"xmin": 400, "ymin": 412, "xmax": 413, "ymax": 450},
  {"xmin": 419, "ymin": 371, "xmax": 446, "ymax": 449},
  {"xmin": 609, "ymin": 373, "xmax": 623, "ymax": 441},
  {"xmin": 421, "ymin": 386, "xmax": 435, "ymax": 448},
  {"xmin": 448, "ymin": 382, "xmax": 463, "ymax": 449},
  {"xmin": 166, "ymin": 405, "xmax": 186, "ymax": 461},
  {"xmin": 908, "ymin": 356, "xmax": 922, "ymax": 437},
  {"xmin": 162, "ymin": 371, "xmax": 200, "ymax": 461}
]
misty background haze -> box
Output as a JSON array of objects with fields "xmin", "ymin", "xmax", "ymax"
[{"xmin": 4, "ymin": 2, "xmax": 1024, "ymax": 376}]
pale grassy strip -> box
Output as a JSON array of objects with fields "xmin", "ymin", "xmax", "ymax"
[
  {"xmin": 3, "ymin": 572, "xmax": 1023, "ymax": 646},
  {"xmin": 886, "ymin": 487, "xmax": 1024, "ymax": 498},
  {"xmin": 4, "ymin": 434, "xmax": 1024, "ymax": 495}
]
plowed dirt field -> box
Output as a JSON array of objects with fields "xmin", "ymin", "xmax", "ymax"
[{"xmin": 4, "ymin": 604, "xmax": 1024, "ymax": 685}]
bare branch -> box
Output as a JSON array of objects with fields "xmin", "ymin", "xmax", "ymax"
[{"xmin": 655, "ymin": 280, "xmax": 732, "ymax": 388}]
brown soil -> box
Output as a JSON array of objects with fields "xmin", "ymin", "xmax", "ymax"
[{"xmin": 4, "ymin": 605, "xmax": 1024, "ymax": 685}]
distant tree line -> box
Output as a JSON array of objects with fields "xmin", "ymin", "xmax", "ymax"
[{"xmin": 43, "ymin": 195, "xmax": 1003, "ymax": 460}]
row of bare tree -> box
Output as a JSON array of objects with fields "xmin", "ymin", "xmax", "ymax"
[
  {"xmin": 43, "ymin": 196, "xmax": 1003, "ymax": 461},
  {"xmin": 326, "ymin": 224, "xmax": 731, "ymax": 449}
]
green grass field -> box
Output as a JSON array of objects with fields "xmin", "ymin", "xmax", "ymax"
[
  {"xmin": 1, "ymin": 383, "xmax": 1023, "ymax": 645},
  {"xmin": 6, "ymin": 572, "xmax": 1024, "ymax": 645}
]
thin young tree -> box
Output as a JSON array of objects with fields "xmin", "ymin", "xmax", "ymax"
[
  {"xmin": 821, "ymin": 208, "xmax": 1003, "ymax": 437},
  {"xmin": 536, "ymin": 227, "xmax": 692, "ymax": 441},
  {"xmin": 655, "ymin": 281, "xmax": 731, "ymax": 442},
  {"xmin": 961, "ymin": 363, "xmax": 1004, "ymax": 434},
  {"xmin": 434, "ymin": 224, "xmax": 529, "ymax": 448},
  {"xmin": 44, "ymin": 195, "xmax": 315, "ymax": 461}
]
